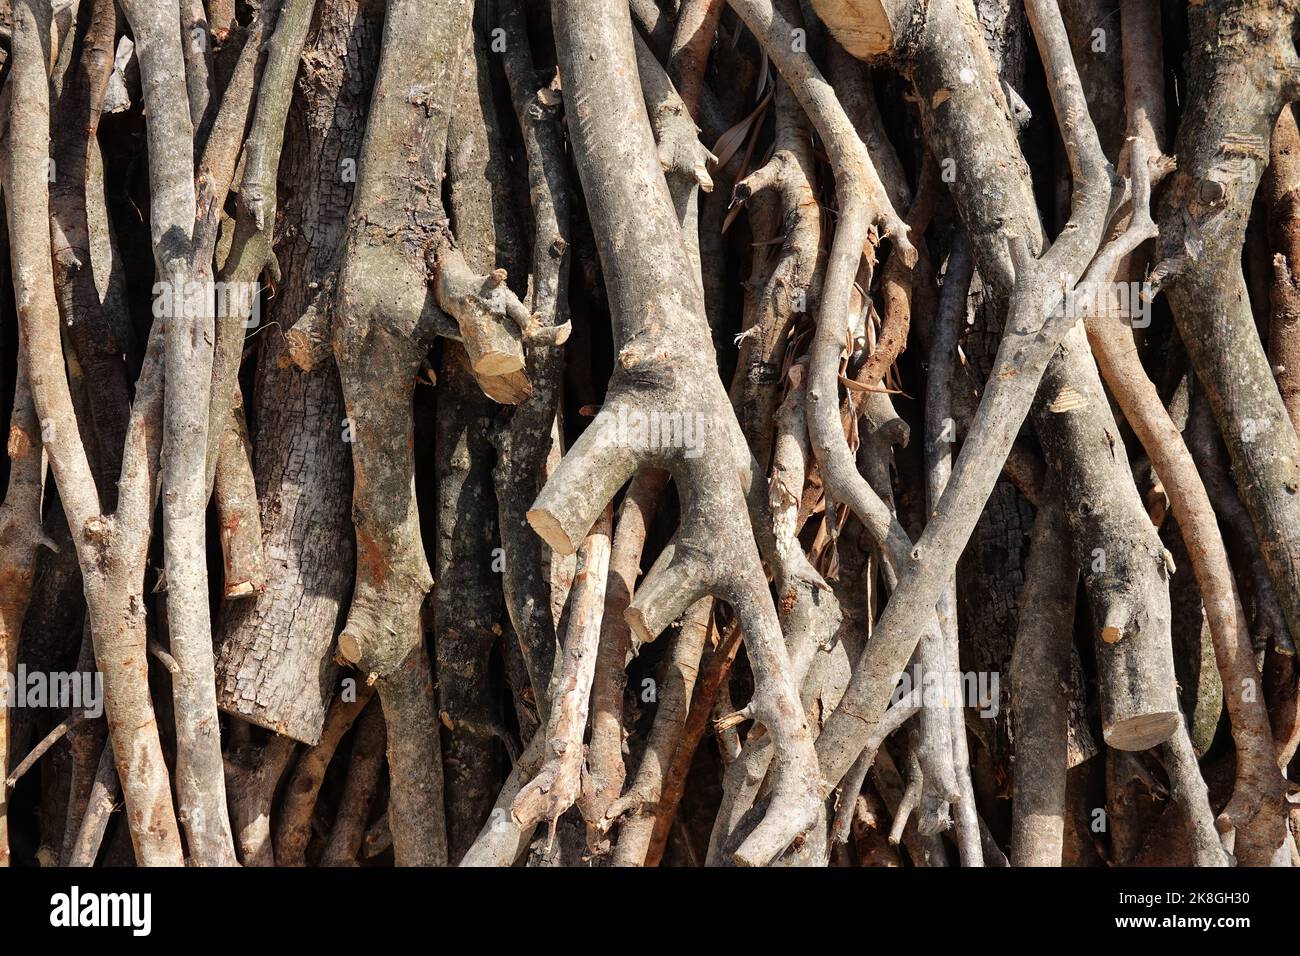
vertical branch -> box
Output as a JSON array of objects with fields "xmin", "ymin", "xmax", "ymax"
[
  {"xmin": 213, "ymin": 389, "xmax": 267, "ymax": 598},
  {"xmin": 0, "ymin": 358, "xmax": 45, "ymax": 866},
  {"xmin": 49, "ymin": 0, "xmax": 130, "ymax": 503},
  {"xmin": 10, "ymin": 0, "xmax": 184, "ymax": 865},
  {"xmin": 1009, "ymin": 491, "xmax": 1078, "ymax": 866},
  {"xmin": 512, "ymin": 507, "xmax": 614, "ymax": 831},
  {"xmin": 208, "ymin": 0, "xmax": 314, "ymax": 484},
  {"xmin": 1155, "ymin": 0, "xmax": 1300, "ymax": 649},
  {"xmin": 580, "ymin": 471, "xmax": 668, "ymax": 840},
  {"xmin": 494, "ymin": 0, "xmax": 573, "ymax": 708},
  {"xmin": 120, "ymin": 0, "xmax": 237, "ymax": 866}
]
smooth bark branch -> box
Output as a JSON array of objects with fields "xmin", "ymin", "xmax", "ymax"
[
  {"xmin": 540, "ymin": 0, "xmax": 823, "ymax": 865},
  {"xmin": 1087, "ymin": 135, "xmax": 1285, "ymax": 859},
  {"xmin": 658, "ymin": 0, "xmax": 732, "ymax": 323},
  {"xmin": 1118, "ymin": 0, "xmax": 1170, "ymax": 180},
  {"xmin": 813, "ymin": 0, "xmax": 1117, "ymax": 787},
  {"xmin": 0, "ymin": 357, "xmax": 44, "ymax": 866},
  {"xmin": 635, "ymin": 30, "xmax": 716, "ymax": 219},
  {"xmin": 120, "ymin": 0, "xmax": 237, "ymax": 866},
  {"xmin": 9, "ymin": 0, "xmax": 184, "ymax": 866},
  {"xmin": 668, "ymin": 0, "xmax": 725, "ymax": 119},
  {"xmin": 644, "ymin": 623, "xmax": 743, "ymax": 866},
  {"xmin": 606, "ymin": 599, "xmax": 711, "ymax": 865},
  {"xmin": 207, "ymin": 0, "xmax": 311, "ymax": 485},
  {"xmin": 1267, "ymin": 104, "xmax": 1300, "ymax": 431},
  {"xmin": 1161, "ymin": 719, "xmax": 1233, "ymax": 867},
  {"xmin": 1009, "ymin": 492, "xmax": 1077, "ymax": 866},
  {"xmin": 581, "ymin": 472, "xmax": 668, "ymax": 839},
  {"xmin": 66, "ymin": 744, "xmax": 121, "ymax": 867},
  {"xmin": 924, "ymin": 235, "xmax": 982, "ymax": 865},
  {"xmin": 829, "ymin": 690, "xmax": 923, "ymax": 845},
  {"xmin": 377, "ymin": 637, "xmax": 449, "ymax": 866},
  {"xmin": 631, "ymin": 0, "xmax": 675, "ymax": 59},
  {"xmin": 512, "ymin": 507, "xmax": 613, "ymax": 832},
  {"xmin": 460, "ymin": 734, "xmax": 545, "ymax": 866},
  {"xmin": 181, "ymin": 0, "xmax": 214, "ymax": 136},
  {"xmin": 1156, "ymin": 0, "xmax": 1300, "ymax": 649},
  {"xmin": 48, "ymin": 0, "xmax": 130, "ymax": 503},
  {"xmin": 851, "ymin": 392, "xmax": 961, "ymax": 833}
]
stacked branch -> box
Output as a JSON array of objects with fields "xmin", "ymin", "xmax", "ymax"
[{"xmin": 0, "ymin": 0, "xmax": 1296, "ymax": 870}]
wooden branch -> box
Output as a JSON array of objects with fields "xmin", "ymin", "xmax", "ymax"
[
  {"xmin": 0, "ymin": 352, "xmax": 46, "ymax": 865},
  {"xmin": 210, "ymin": 0, "xmax": 348, "ymax": 751},
  {"xmin": 9, "ymin": 0, "xmax": 184, "ymax": 866},
  {"xmin": 213, "ymin": 388, "xmax": 267, "ymax": 599},
  {"xmin": 494, "ymin": 0, "xmax": 574, "ymax": 709},
  {"xmin": 225, "ymin": 731, "xmax": 296, "ymax": 866},
  {"xmin": 275, "ymin": 686, "xmax": 376, "ymax": 866},
  {"xmin": 808, "ymin": 0, "xmax": 918, "ymax": 61},
  {"xmin": 923, "ymin": 232, "xmax": 982, "ymax": 865},
  {"xmin": 1161, "ymin": 718, "xmax": 1233, "ymax": 867},
  {"xmin": 1086, "ymin": 135, "xmax": 1285, "ymax": 859},
  {"xmin": 534, "ymin": 0, "xmax": 824, "ymax": 865},
  {"xmin": 121, "ymin": 0, "xmax": 237, "ymax": 866},
  {"xmin": 66, "ymin": 744, "xmax": 120, "ymax": 867},
  {"xmin": 814, "ymin": 0, "xmax": 1118, "ymax": 790},
  {"xmin": 331, "ymin": 0, "xmax": 470, "ymax": 684},
  {"xmin": 729, "ymin": 71, "xmax": 821, "ymax": 472},
  {"xmin": 643, "ymin": 623, "xmax": 743, "ymax": 866},
  {"xmin": 1267, "ymin": 104, "xmax": 1300, "ymax": 431},
  {"xmin": 208, "ymin": 0, "xmax": 313, "ymax": 486},
  {"xmin": 512, "ymin": 507, "xmax": 613, "ymax": 831},
  {"xmin": 667, "ymin": 0, "xmax": 724, "ymax": 118},
  {"xmin": 580, "ymin": 471, "xmax": 668, "ymax": 840},
  {"xmin": 321, "ymin": 705, "xmax": 386, "ymax": 866},
  {"xmin": 1009, "ymin": 490, "xmax": 1078, "ymax": 866},
  {"xmin": 1155, "ymin": 0, "xmax": 1300, "ymax": 652},
  {"xmin": 605, "ymin": 598, "xmax": 711, "ymax": 864},
  {"xmin": 48, "ymin": 0, "xmax": 131, "ymax": 503}
]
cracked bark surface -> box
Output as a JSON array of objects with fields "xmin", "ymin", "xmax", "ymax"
[{"xmin": 214, "ymin": 0, "xmax": 374, "ymax": 746}]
